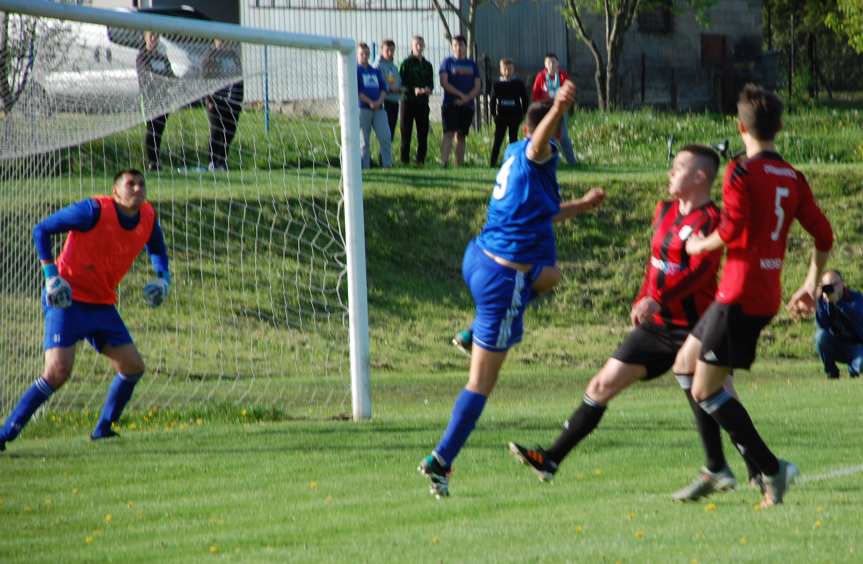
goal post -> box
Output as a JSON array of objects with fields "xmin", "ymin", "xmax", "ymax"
[{"xmin": 0, "ymin": 0, "xmax": 371, "ymax": 420}]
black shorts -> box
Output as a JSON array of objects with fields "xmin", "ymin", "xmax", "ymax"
[
  {"xmin": 691, "ymin": 301, "xmax": 772, "ymax": 370},
  {"xmin": 611, "ymin": 322, "xmax": 690, "ymax": 380},
  {"xmin": 442, "ymin": 104, "xmax": 474, "ymax": 135}
]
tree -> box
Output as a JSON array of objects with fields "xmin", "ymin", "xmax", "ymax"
[
  {"xmin": 0, "ymin": 13, "xmax": 70, "ymax": 114},
  {"xmin": 430, "ymin": 0, "xmax": 512, "ymax": 60},
  {"xmin": 560, "ymin": 0, "xmax": 714, "ymax": 110},
  {"xmin": 826, "ymin": 0, "xmax": 863, "ymax": 54}
]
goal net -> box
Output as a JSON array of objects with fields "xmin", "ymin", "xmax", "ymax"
[{"xmin": 0, "ymin": 2, "xmax": 370, "ymax": 420}]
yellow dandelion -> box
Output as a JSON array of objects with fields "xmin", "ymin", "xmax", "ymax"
[
  {"xmin": 626, "ymin": 511, "xmax": 636, "ymax": 521},
  {"xmin": 104, "ymin": 514, "xmax": 112, "ymax": 524},
  {"xmin": 432, "ymin": 536, "xmax": 441, "ymax": 545},
  {"xmin": 752, "ymin": 503, "xmax": 762, "ymax": 512},
  {"xmin": 85, "ymin": 536, "xmax": 94, "ymax": 545},
  {"xmin": 241, "ymin": 409, "xmax": 248, "ymax": 417},
  {"xmin": 575, "ymin": 526, "xmax": 583, "ymax": 534},
  {"xmin": 209, "ymin": 545, "xmax": 219, "ymax": 554},
  {"xmin": 593, "ymin": 468, "xmax": 603, "ymax": 476},
  {"xmin": 740, "ymin": 536, "xmax": 748, "ymax": 545},
  {"xmin": 635, "ymin": 530, "xmax": 645, "ymax": 540},
  {"xmin": 691, "ymin": 560, "xmax": 699, "ymax": 564},
  {"xmin": 704, "ymin": 502, "xmax": 717, "ymax": 512},
  {"xmin": 814, "ymin": 519, "xmax": 822, "ymax": 529},
  {"xmin": 196, "ymin": 418, "xmax": 203, "ymax": 425},
  {"xmin": 308, "ymin": 481, "xmax": 319, "ymax": 490},
  {"xmin": 127, "ymin": 501, "xmax": 134, "ymax": 509},
  {"xmin": 128, "ymin": 422, "xmax": 137, "ymax": 430}
]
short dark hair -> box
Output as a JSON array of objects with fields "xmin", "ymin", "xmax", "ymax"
[
  {"xmin": 452, "ymin": 35, "xmax": 467, "ymax": 46},
  {"xmin": 545, "ymin": 52, "xmax": 559, "ymax": 61},
  {"xmin": 525, "ymin": 100, "xmax": 554, "ymax": 132},
  {"xmin": 737, "ymin": 83, "xmax": 783, "ymax": 141},
  {"xmin": 678, "ymin": 144, "xmax": 720, "ymax": 182},
  {"xmin": 113, "ymin": 169, "xmax": 144, "ymax": 184},
  {"xmin": 381, "ymin": 39, "xmax": 395, "ymax": 49}
]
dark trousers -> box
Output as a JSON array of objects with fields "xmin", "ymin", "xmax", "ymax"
[
  {"xmin": 207, "ymin": 97, "xmax": 241, "ymax": 168},
  {"xmin": 384, "ymin": 100, "xmax": 399, "ymax": 142},
  {"xmin": 145, "ymin": 113, "xmax": 169, "ymax": 167},
  {"xmin": 490, "ymin": 113, "xmax": 522, "ymax": 166},
  {"xmin": 400, "ymin": 97, "xmax": 430, "ymax": 164}
]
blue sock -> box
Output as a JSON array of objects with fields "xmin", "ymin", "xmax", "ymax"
[
  {"xmin": 0, "ymin": 378, "xmax": 54, "ymax": 443},
  {"xmin": 434, "ymin": 388, "xmax": 488, "ymax": 467},
  {"xmin": 92, "ymin": 372, "xmax": 142, "ymax": 437}
]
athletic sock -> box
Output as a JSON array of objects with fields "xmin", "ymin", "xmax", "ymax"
[
  {"xmin": 698, "ymin": 389, "xmax": 779, "ymax": 477},
  {"xmin": 676, "ymin": 374, "xmax": 727, "ymax": 473},
  {"xmin": 92, "ymin": 372, "xmax": 142, "ymax": 437},
  {"xmin": 0, "ymin": 377, "xmax": 55, "ymax": 442},
  {"xmin": 433, "ymin": 388, "xmax": 487, "ymax": 467},
  {"xmin": 544, "ymin": 395, "xmax": 607, "ymax": 465}
]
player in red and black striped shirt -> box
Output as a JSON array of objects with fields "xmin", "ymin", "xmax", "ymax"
[
  {"xmin": 678, "ymin": 85, "xmax": 834, "ymax": 507},
  {"xmin": 509, "ymin": 145, "xmax": 756, "ymax": 485}
]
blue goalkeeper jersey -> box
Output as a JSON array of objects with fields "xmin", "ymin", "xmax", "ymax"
[{"xmin": 476, "ymin": 138, "xmax": 560, "ymax": 266}]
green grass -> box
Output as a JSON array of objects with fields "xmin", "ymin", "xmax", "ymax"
[
  {"xmin": 2, "ymin": 104, "xmax": 863, "ymax": 561},
  {"xmin": 1, "ymin": 367, "xmax": 861, "ymax": 562}
]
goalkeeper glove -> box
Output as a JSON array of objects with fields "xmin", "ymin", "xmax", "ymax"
[
  {"xmin": 143, "ymin": 271, "xmax": 170, "ymax": 308},
  {"xmin": 43, "ymin": 263, "xmax": 72, "ymax": 309}
]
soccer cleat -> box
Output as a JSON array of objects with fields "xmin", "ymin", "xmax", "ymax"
[
  {"xmin": 761, "ymin": 459, "xmax": 799, "ymax": 507},
  {"xmin": 508, "ymin": 442, "xmax": 558, "ymax": 482},
  {"xmin": 451, "ymin": 329, "xmax": 473, "ymax": 357},
  {"xmin": 90, "ymin": 428, "xmax": 120, "ymax": 441},
  {"xmin": 671, "ymin": 466, "xmax": 737, "ymax": 502},
  {"xmin": 418, "ymin": 454, "xmax": 451, "ymax": 498}
]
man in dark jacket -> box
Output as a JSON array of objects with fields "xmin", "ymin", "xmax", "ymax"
[{"xmin": 815, "ymin": 270, "xmax": 863, "ymax": 379}]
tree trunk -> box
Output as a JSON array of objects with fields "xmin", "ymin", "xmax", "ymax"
[{"xmin": 431, "ymin": 0, "xmax": 453, "ymax": 42}]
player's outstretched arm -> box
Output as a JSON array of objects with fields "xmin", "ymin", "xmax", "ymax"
[
  {"xmin": 527, "ymin": 81, "xmax": 576, "ymax": 163},
  {"xmin": 553, "ymin": 187, "xmax": 605, "ymax": 223},
  {"xmin": 787, "ymin": 248, "xmax": 831, "ymax": 319}
]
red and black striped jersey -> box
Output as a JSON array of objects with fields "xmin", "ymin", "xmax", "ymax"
[
  {"xmin": 716, "ymin": 152, "xmax": 833, "ymax": 316},
  {"xmin": 635, "ymin": 200, "xmax": 722, "ymax": 329}
]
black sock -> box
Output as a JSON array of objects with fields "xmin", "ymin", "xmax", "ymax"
[
  {"xmin": 735, "ymin": 443, "xmax": 762, "ymax": 482},
  {"xmin": 545, "ymin": 395, "xmax": 606, "ymax": 464},
  {"xmin": 699, "ymin": 391, "xmax": 779, "ymax": 477},
  {"xmin": 682, "ymin": 388, "xmax": 727, "ymax": 473}
]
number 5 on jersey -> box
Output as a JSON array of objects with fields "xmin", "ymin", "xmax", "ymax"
[
  {"xmin": 493, "ymin": 156, "xmax": 516, "ymax": 200},
  {"xmin": 771, "ymin": 187, "xmax": 790, "ymax": 241}
]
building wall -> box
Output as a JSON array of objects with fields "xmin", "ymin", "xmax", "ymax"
[{"xmin": 240, "ymin": 3, "xmax": 460, "ymax": 104}]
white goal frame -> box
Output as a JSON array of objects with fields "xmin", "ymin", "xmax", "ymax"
[{"xmin": 0, "ymin": 0, "xmax": 372, "ymax": 421}]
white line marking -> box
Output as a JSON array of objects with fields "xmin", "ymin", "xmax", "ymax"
[{"xmin": 797, "ymin": 464, "xmax": 863, "ymax": 484}]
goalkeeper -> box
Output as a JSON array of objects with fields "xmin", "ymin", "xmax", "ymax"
[{"xmin": 0, "ymin": 170, "xmax": 170, "ymax": 451}]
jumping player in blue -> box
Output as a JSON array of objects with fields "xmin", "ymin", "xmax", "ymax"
[
  {"xmin": 418, "ymin": 81, "xmax": 605, "ymax": 497},
  {"xmin": 0, "ymin": 169, "xmax": 170, "ymax": 451}
]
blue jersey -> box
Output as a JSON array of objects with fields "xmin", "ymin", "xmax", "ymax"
[
  {"xmin": 357, "ymin": 64, "xmax": 385, "ymax": 109},
  {"xmin": 476, "ymin": 139, "xmax": 560, "ymax": 266}
]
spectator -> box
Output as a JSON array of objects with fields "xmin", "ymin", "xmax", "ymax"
[
  {"xmin": 439, "ymin": 35, "xmax": 481, "ymax": 167},
  {"xmin": 815, "ymin": 270, "xmax": 863, "ymax": 379},
  {"xmin": 356, "ymin": 42, "xmax": 392, "ymax": 169},
  {"xmin": 136, "ymin": 31, "xmax": 175, "ymax": 171},
  {"xmin": 202, "ymin": 38, "xmax": 244, "ymax": 172},
  {"xmin": 489, "ymin": 58, "xmax": 529, "ymax": 167},
  {"xmin": 375, "ymin": 39, "xmax": 402, "ymax": 142},
  {"xmin": 531, "ymin": 52, "xmax": 577, "ymax": 165},
  {"xmin": 399, "ymin": 35, "xmax": 433, "ymax": 165}
]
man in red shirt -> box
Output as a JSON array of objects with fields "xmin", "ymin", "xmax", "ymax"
[
  {"xmin": 531, "ymin": 53, "xmax": 577, "ymax": 165},
  {"xmin": 509, "ymin": 145, "xmax": 758, "ymax": 488},
  {"xmin": 680, "ymin": 84, "xmax": 833, "ymax": 507}
]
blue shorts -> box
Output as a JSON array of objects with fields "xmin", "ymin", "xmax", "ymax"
[
  {"xmin": 42, "ymin": 294, "xmax": 133, "ymax": 352},
  {"xmin": 463, "ymin": 240, "xmax": 537, "ymax": 352}
]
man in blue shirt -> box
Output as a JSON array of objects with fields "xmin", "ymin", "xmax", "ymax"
[
  {"xmin": 439, "ymin": 35, "xmax": 481, "ymax": 167},
  {"xmin": 0, "ymin": 170, "xmax": 170, "ymax": 452},
  {"xmin": 418, "ymin": 81, "xmax": 605, "ymax": 498},
  {"xmin": 815, "ymin": 270, "xmax": 863, "ymax": 379},
  {"xmin": 357, "ymin": 42, "xmax": 392, "ymax": 169}
]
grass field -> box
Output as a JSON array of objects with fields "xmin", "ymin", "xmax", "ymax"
[{"xmin": 2, "ymin": 104, "xmax": 863, "ymax": 562}]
